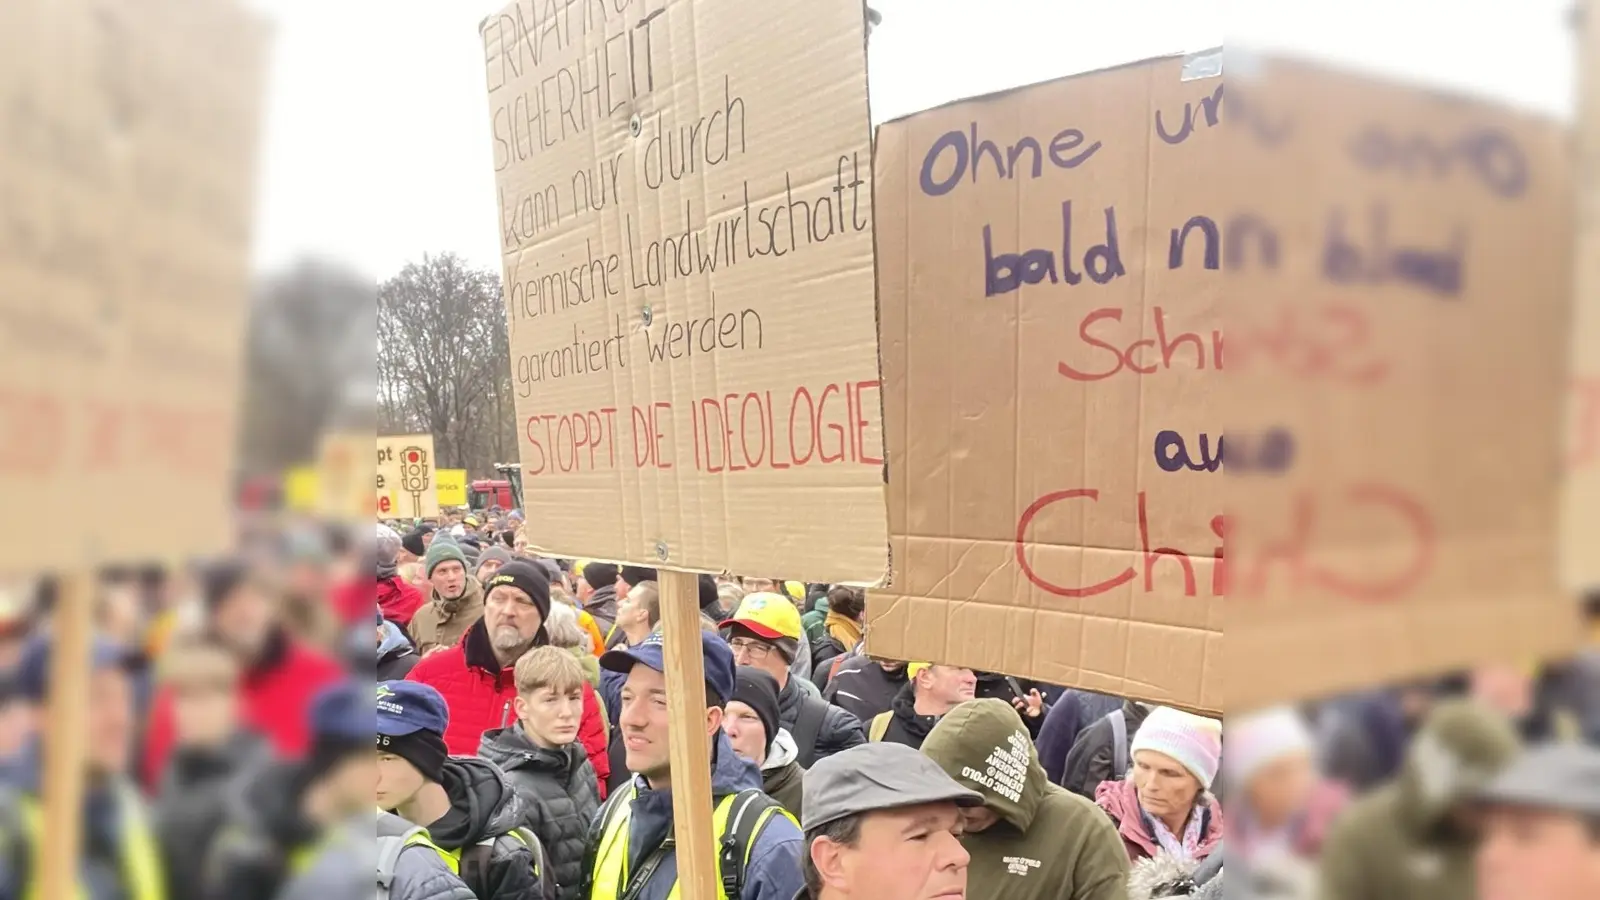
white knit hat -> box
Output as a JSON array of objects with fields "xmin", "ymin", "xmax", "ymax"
[
  {"xmin": 1129, "ymin": 707, "xmax": 1224, "ymax": 789},
  {"xmin": 1223, "ymin": 706, "xmax": 1313, "ymax": 788}
]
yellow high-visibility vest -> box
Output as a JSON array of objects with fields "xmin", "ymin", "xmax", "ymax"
[
  {"xmin": 589, "ymin": 785, "xmax": 793, "ymax": 900},
  {"xmin": 19, "ymin": 788, "xmax": 164, "ymax": 900},
  {"xmin": 394, "ymin": 828, "xmax": 459, "ymax": 873}
]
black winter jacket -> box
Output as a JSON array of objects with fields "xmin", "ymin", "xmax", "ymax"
[
  {"xmin": 155, "ymin": 731, "xmax": 272, "ymax": 900},
  {"xmin": 1060, "ymin": 699, "xmax": 1151, "ymax": 799},
  {"xmin": 870, "ymin": 683, "xmax": 941, "ymax": 750},
  {"xmin": 823, "ymin": 655, "xmax": 907, "ymax": 723},
  {"xmin": 203, "ymin": 759, "xmax": 325, "ymax": 900},
  {"xmin": 777, "ymin": 675, "xmax": 864, "ymax": 768},
  {"xmin": 424, "ymin": 756, "xmax": 548, "ymax": 900},
  {"xmin": 479, "ymin": 727, "xmax": 601, "ymax": 900}
]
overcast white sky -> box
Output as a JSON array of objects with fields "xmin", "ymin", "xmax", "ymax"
[{"xmin": 244, "ymin": 0, "xmax": 1577, "ymax": 282}]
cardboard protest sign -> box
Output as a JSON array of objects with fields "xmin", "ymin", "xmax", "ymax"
[
  {"xmin": 1566, "ymin": 4, "xmax": 1600, "ymax": 596},
  {"xmin": 1221, "ymin": 56, "xmax": 1577, "ymax": 709},
  {"xmin": 376, "ymin": 435, "xmax": 439, "ymax": 520},
  {"xmin": 0, "ymin": 0, "xmax": 268, "ymax": 574},
  {"xmin": 867, "ymin": 52, "xmax": 1577, "ymax": 713},
  {"xmin": 480, "ymin": 0, "xmax": 886, "ymax": 581},
  {"xmin": 436, "ymin": 469, "xmax": 469, "ymax": 508},
  {"xmin": 868, "ymin": 53, "xmax": 1226, "ymax": 711}
]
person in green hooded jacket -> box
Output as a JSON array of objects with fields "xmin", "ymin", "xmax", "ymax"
[
  {"xmin": 1317, "ymin": 697, "xmax": 1521, "ymax": 900},
  {"xmin": 921, "ymin": 698, "xmax": 1129, "ymax": 900}
]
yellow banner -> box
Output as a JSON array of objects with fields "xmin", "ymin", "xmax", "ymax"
[
  {"xmin": 437, "ymin": 469, "xmax": 468, "ymax": 507},
  {"xmin": 284, "ymin": 466, "xmax": 319, "ymax": 512}
]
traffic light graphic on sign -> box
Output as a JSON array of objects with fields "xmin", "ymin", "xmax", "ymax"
[{"xmin": 399, "ymin": 446, "xmax": 430, "ymax": 516}]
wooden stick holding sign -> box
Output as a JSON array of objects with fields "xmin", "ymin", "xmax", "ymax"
[
  {"xmin": 38, "ymin": 575, "xmax": 94, "ymax": 898},
  {"xmin": 657, "ymin": 570, "xmax": 718, "ymax": 898}
]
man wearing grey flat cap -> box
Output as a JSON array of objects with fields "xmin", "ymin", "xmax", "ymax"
[
  {"xmin": 1474, "ymin": 742, "xmax": 1600, "ymax": 900},
  {"xmin": 799, "ymin": 742, "xmax": 985, "ymax": 900}
]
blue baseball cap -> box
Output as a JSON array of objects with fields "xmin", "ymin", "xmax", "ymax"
[
  {"xmin": 376, "ymin": 680, "xmax": 449, "ymax": 738},
  {"xmin": 600, "ymin": 630, "xmax": 736, "ymax": 704},
  {"xmin": 310, "ymin": 680, "xmax": 375, "ymax": 744},
  {"xmin": 17, "ymin": 634, "xmax": 129, "ymax": 703}
]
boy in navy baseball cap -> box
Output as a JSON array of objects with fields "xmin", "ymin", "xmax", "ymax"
[
  {"xmin": 376, "ymin": 680, "xmax": 451, "ymax": 787},
  {"xmin": 375, "ymin": 681, "xmax": 545, "ymax": 900},
  {"xmin": 204, "ymin": 679, "xmax": 375, "ymax": 897}
]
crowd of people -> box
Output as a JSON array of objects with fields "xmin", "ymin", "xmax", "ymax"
[{"xmin": 1, "ymin": 509, "xmax": 1599, "ymax": 900}]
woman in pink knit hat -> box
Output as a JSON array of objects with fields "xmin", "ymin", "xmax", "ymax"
[{"xmin": 1094, "ymin": 706, "xmax": 1225, "ymax": 866}]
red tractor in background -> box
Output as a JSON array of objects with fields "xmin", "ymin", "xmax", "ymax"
[{"xmin": 466, "ymin": 463, "xmax": 523, "ymax": 512}]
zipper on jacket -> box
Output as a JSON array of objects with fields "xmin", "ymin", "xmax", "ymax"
[{"xmin": 501, "ymin": 700, "xmax": 512, "ymax": 728}]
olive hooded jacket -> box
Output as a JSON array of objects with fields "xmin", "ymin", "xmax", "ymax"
[
  {"xmin": 1317, "ymin": 699, "xmax": 1521, "ymax": 900},
  {"xmin": 922, "ymin": 699, "xmax": 1129, "ymax": 900}
]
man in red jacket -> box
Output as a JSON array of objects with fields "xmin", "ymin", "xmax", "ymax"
[
  {"xmin": 407, "ymin": 559, "xmax": 612, "ymax": 795},
  {"xmin": 142, "ymin": 561, "xmax": 345, "ymax": 789}
]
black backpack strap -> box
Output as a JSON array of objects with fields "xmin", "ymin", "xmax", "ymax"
[
  {"xmin": 457, "ymin": 840, "xmax": 495, "ymax": 897},
  {"xmin": 718, "ymin": 789, "xmax": 787, "ymax": 900},
  {"xmin": 1109, "ymin": 708, "xmax": 1129, "ymax": 780},
  {"xmin": 790, "ymin": 696, "xmax": 827, "ymax": 769}
]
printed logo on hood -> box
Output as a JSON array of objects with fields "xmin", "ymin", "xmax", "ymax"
[{"xmin": 961, "ymin": 728, "xmax": 1030, "ymax": 804}]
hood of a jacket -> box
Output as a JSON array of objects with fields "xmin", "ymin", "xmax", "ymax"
[
  {"xmin": 763, "ymin": 727, "xmax": 801, "ymax": 772},
  {"xmin": 478, "ymin": 725, "xmax": 587, "ymax": 779},
  {"xmin": 377, "ymin": 620, "xmax": 412, "ymax": 660},
  {"xmin": 1394, "ymin": 698, "xmax": 1520, "ymax": 836},
  {"xmin": 234, "ymin": 758, "xmax": 320, "ymax": 848},
  {"xmin": 429, "ymin": 756, "xmax": 529, "ymax": 849},
  {"xmin": 776, "ymin": 669, "xmax": 826, "ymax": 723},
  {"xmin": 461, "ymin": 616, "xmax": 547, "ymax": 675},
  {"xmin": 431, "ymin": 575, "xmax": 484, "ymax": 619},
  {"xmin": 627, "ymin": 730, "xmax": 762, "ymax": 872},
  {"xmin": 584, "ymin": 583, "xmax": 618, "ymax": 620},
  {"xmin": 377, "ymin": 560, "xmax": 399, "ymax": 581},
  {"xmin": 921, "ymin": 698, "xmax": 1046, "ymax": 831},
  {"xmin": 1095, "ymin": 777, "xmax": 1224, "ymax": 860},
  {"xmin": 889, "ymin": 681, "xmax": 940, "ymax": 741},
  {"xmin": 165, "ymin": 730, "xmax": 270, "ymax": 794}
]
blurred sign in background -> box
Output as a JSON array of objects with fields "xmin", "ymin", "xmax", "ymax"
[{"xmin": 0, "ymin": 0, "xmax": 269, "ymax": 574}]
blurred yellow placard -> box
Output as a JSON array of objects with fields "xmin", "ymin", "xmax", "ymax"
[
  {"xmin": 437, "ymin": 469, "xmax": 468, "ymax": 507},
  {"xmin": 318, "ymin": 432, "xmax": 374, "ymax": 521},
  {"xmin": 284, "ymin": 466, "xmax": 319, "ymax": 513}
]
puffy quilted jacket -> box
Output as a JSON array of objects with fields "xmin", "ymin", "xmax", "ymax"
[
  {"xmin": 478, "ymin": 726, "xmax": 601, "ymax": 900},
  {"xmin": 408, "ymin": 620, "xmax": 610, "ymax": 796}
]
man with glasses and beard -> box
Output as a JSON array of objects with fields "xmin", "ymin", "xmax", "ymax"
[{"xmin": 408, "ymin": 560, "xmax": 552, "ymax": 755}]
